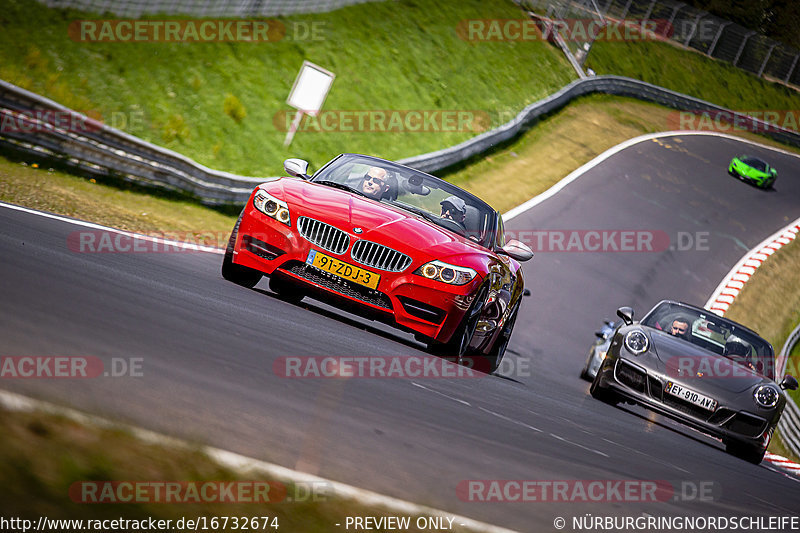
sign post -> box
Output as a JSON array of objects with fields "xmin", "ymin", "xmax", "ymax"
[{"xmin": 283, "ymin": 61, "xmax": 335, "ymax": 147}]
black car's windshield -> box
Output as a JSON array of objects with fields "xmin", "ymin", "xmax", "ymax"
[
  {"xmin": 641, "ymin": 302, "xmax": 775, "ymax": 379},
  {"xmin": 312, "ymin": 154, "xmax": 498, "ymax": 248}
]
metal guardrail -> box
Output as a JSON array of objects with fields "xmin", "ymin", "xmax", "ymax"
[
  {"xmin": 778, "ymin": 324, "xmax": 800, "ymax": 459},
  {"xmin": 0, "ymin": 79, "xmax": 264, "ymax": 205},
  {"xmin": 526, "ymin": 0, "xmax": 800, "ymax": 90},
  {"xmin": 397, "ymin": 75, "xmax": 800, "ymax": 173},
  {"xmin": 3, "ymin": 75, "xmax": 800, "ymax": 206}
]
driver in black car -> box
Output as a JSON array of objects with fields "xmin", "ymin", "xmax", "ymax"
[
  {"xmin": 668, "ymin": 317, "xmax": 691, "ymax": 340},
  {"xmin": 440, "ymin": 196, "xmax": 467, "ymax": 230}
]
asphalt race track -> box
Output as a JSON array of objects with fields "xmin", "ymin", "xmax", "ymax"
[{"xmin": 2, "ymin": 133, "xmax": 800, "ymax": 531}]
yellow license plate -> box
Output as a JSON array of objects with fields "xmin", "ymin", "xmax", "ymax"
[{"xmin": 305, "ymin": 250, "xmax": 380, "ymax": 290}]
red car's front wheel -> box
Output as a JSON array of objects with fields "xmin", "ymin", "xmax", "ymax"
[{"xmin": 222, "ymin": 210, "xmax": 263, "ymax": 288}]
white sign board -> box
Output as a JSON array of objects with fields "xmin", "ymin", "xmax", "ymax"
[{"xmin": 286, "ymin": 61, "xmax": 335, "ymax": 116}]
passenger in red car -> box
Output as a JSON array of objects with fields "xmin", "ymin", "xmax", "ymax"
[{"xmin": 440, "ymin": 196, "xmax": 467, "ymax": 230}]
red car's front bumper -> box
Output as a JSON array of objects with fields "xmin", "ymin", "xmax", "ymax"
[{"xmin": 232, "ymin": 205, "xmax": 481, "ymax": 344}]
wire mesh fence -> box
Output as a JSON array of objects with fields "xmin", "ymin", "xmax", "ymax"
[
  {"xmin": 36, "ymin": 0, "xmax": 381, "ymax": 17},
  {"xmin": 525, "ymin": 0, "xmax": 800, "ymax": 88}
]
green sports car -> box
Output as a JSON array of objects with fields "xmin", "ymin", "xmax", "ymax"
[{"xmin": 728, "ymin": 155, "xmax": 777, "ymax": 188}]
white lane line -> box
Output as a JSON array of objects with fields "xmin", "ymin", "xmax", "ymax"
[
  {"xmin": 0, "ymin": 201, "xmax": 225, "ymax": 254},
  {"xmin": 502, "ymin": 130, "xmax": 800, "ymax": 222},
  {"xmin": 550, "ymin": 433, "xmax": 609, "ymax": 458},
  {"xmin": 477, "ymin": 406, "xmax": 542, "ymax": 433},
  {"xmin": 0, "ymin": 388, "xmax": 518, "ymax": 533},
  {"xmin": 411, "ymin": 381, "xmax": 472, "ymax": 406}
]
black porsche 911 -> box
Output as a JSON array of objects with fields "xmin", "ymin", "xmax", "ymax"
[{"xmin": 590, "ymin": 300, "xmax": 798, "ymax": 464}]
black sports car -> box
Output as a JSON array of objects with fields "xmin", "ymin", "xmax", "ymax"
[{"xmin": 590, "ymin": 300, "xmax": 798, "ymax": 464}]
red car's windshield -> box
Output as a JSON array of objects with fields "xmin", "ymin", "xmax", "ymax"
[{"xmin": 312, "ymin": 154, "xmax": 499, "ymax": 248}]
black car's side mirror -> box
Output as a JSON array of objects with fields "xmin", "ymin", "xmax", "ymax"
[
  {"xmin": 780, "ymin": 375, "xmax": 799, "ymax": 391},
  {"xmin": 595, "ymin": 331, "xmax": 606, "ymax": 339},
  {"xmin": 617, "ymin": 306, "xmax": 634, "ymax": 325}
]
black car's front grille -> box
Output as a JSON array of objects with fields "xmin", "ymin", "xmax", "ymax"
[
  {"xmin": 284, "ymin": 261, "xmax": 392, "ymax": 310},
  {"xmin": 351, "ymin": 240, "xmax": 412, "ymax": 272},
  {"xmin": 616, "ymin": 360, "xmax": 647, "ymax": 393},
  {"xmin": 708, "ymin": 407, "xmax": 736, "ymax": 425},
  {"xmin": 725, "ymin": 412, "xmax": 768, "ymax": 438},
  {"xmin": 297, "ymin": 217, "xmax": 350, "ymax": 255},
  {"xmin": 648, "ymin": 376, "xmax": 664, "ymax": 400}
]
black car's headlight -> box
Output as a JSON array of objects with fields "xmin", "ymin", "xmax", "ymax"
[
  {"xmin": 414, "ymin": 260, "xmax": 477, "ymax": 285},
  {"xmin": 624, "ymin": 330, "xmax": 649, "ymax": 355},
  {"xmin": 253, "ymin": 190, "xmax": 291, "ymax": 226},
  {"xmin": 754, "ymin": 384, "xmax": 780, "ymax": 408}
]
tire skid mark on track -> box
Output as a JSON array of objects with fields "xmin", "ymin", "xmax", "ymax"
[
  {"xmin": 601, "ymin": 437, "xmax": 690, "ymax": 474},
  {"xmin": 477, "ymin": 406, "xmax": 542, "ymax": 433},
  {"xmin": 411, "ymin": 381, "xmax": 471, "ymax": 406},
  {"xmin": 548, "ymin": 432, "xmax": 608, "ymax": 457}
]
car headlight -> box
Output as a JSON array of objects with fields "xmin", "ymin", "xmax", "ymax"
[
  {"xmin": 253, "ymin": 189, "xmax": 291, "ymax": 226},
  {"xmin": 754, "ymin": 384, "xmax": 780, "ymax": 408},
  {"xmin": 624, "ymin": 330, "xmax": 649, "ymax": 355},
  {"xmin": 414, "ymin": 260, "xmax": 477, "ymax": 285}
]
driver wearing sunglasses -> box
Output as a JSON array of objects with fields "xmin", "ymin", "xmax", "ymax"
[{"xmin": 360, "ymin": 166, "xmax": 390, "ymax": 200}]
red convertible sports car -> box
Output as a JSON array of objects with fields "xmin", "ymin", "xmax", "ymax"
[{"xmin": 222, "ymin": 153, "xmax": 532, "ymax": 372}]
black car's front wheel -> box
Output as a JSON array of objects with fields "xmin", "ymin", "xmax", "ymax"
[
  {"xmin": 725, "ymin": 439, "xmax": 766, "ymax": 465},
  {"xmin": 590, "ymin": 373, "xmax": 619, "ymax": 406}
]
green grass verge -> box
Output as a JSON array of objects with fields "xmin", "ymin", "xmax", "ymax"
[
  {"xmin": 0, "ymin": 405, "xmax": 467, "ymax": 532},
  {"xmin": 587, "ymin": 38, "xmax": 800, "ymax": 111},
  {"xmin": 0, "ymin": 0, "xmax": 573, "ymax": 176}
]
